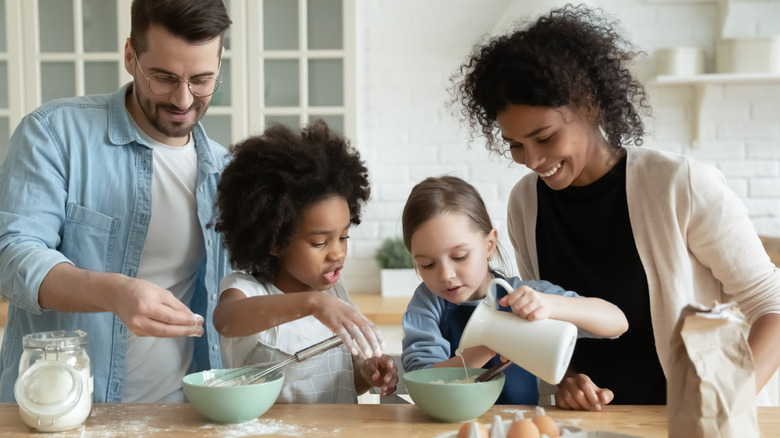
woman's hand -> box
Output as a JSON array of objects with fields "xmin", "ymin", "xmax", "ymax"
[
  {"xmin": 555, "ymin": 372, "xmax": 614, "ymax": 411},
  {"xmin": 357, "ymin": 355, "xmax": 398, "ymax": 396},
  {"xmin": 498, "ymin": 285, "xmax": 551, "ymax": 321},
  {"xmin": 309, "ymin": 294, "xmax": 385, "ymax": 359}
]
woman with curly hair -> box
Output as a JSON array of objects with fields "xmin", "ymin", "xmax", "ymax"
[
  {"xmin": 453, "ymin": 4, "xmax": 780, "ymax": 409},
  {"xmin": 212, "ymin": 121, "xmax": 397, "ymax": 403}
]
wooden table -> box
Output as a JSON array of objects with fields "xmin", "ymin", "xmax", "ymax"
[{"xmin": 1, "ymin": 403, "xmax": 779, "ymax": 437}]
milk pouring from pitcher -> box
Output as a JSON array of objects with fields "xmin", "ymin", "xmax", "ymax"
[{"xmin": 456, "ymin": 278, "xmax": 578, "ymax": 384}]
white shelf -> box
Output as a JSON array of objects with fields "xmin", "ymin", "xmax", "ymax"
[
  {"xmin": 652, "ymin": 72, "xmax": 780, "ymax": 85},
  {"xmin": 650, "ymin": 72, "xmax": 780, "ymax": 147}
]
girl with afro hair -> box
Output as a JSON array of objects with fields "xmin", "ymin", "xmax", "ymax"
[
  {"xmin": 213, "ymin": 120, "xmax": 397, "ymax": 403},
  {"xmin": 452, "ymin": 4, "xmax": 780, "ymax": 409}
]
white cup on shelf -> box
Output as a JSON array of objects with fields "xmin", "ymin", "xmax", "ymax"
[{"xmin": 655, "ymin": 47, "xmax": 705, "ymax": 77}]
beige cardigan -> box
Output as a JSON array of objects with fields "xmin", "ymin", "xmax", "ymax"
[{"xmin": 507, "ymin": 146, "xmax": 780, "ymax": 376}]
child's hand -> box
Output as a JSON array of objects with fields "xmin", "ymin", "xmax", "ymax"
[
  {"xmin": 498, "ymin": 285, "xmax": 551, "ymax": 321},
  {"xmin": 311, "ymin": 294, "xmax": 385, "ymax": 359},
  {"xmin": 358, "ymin": 355, "xmax": 398, "ymax": 396},
  {"xmin": 555, "ymin": 372, "xmax": 614, "ymax": 411}
]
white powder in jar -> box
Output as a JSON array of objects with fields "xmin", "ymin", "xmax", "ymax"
[{"xmin": 18, "ymin": 364, "xmax": 92, "ymax": 432}]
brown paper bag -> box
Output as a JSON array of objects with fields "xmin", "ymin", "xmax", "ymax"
[{"xmin": 667, "ymin": 302, "xmax": 759, "ymax": 438}]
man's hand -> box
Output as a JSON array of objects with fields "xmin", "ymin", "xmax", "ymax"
[
  {"xmin": 38, "ymin": 264, "xmax": 203, "ymax": 338},
  {"xmin": 111, "ymin": 277, "xmax": 204, "ymax": 337}
]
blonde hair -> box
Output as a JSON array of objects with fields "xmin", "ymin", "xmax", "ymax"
[{"xmin": 401, "ymin": 175, "xmax": 505, "ymax": 272}]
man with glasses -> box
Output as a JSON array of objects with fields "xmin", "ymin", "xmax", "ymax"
[{"xmin": 0, "ymin": 0, "xmax": 232, "ymax": 403}]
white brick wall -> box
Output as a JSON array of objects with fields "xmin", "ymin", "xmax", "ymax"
[{"xmin": 344, "ymin": 0, "xmax": 780, "ymax": 293}]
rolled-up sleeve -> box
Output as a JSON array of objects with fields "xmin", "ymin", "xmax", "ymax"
[{"xmin": 0, "ymin": 113, "xmax": 73, "ymax": 313}]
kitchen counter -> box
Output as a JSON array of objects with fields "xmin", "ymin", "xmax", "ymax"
[
  {"xmin": 1, "ymin": 403, "xmax": 779, "ymax": 437},
  {"xmin": 351, "ymin": 294, "xmax": 410, "ymax": 325}
]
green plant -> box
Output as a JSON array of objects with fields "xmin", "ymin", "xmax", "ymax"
[{"xmin": 375, "ymin": 237, "xmax": 414, "ymax": 269}]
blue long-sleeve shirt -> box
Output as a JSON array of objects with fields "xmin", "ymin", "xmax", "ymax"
[{"xmin": 0, "ymin": 83, "xmax": 232, "ymax": 402}]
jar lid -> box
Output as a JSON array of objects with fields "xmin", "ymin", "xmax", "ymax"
[
  {"xmin": 14, "ymin": 361, "xmax": 82, "ymax": 419},
  {"xmin": 22, "ymin": 330, "xmax": 87, "ymax": 350}
]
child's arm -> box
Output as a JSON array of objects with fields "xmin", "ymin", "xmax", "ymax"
[
  {"xmin": 353, "ymin": 355, "xmax": 398, "ymax": 396},
  {"xmin": 498, "ymin": 285, "xmax": 628, "ymax": 337},
  {"xmin": 402, "ymin": 288, "xmax": 496, "ymax": 370},
  {"xmin": 214, "ymin": 288, "xmax": 383, "ymax": 358}
]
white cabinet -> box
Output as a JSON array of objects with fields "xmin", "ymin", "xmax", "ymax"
[
  {"xmin": 248, "ymin": 0, "xmax": 356, "ymax": 137},
  {"xmin": 0, "ymin": 0, "xmax": 24, "ymax": 162},
  {"xmin": 0, "ymin": 0, "xmax": 355, "ymax": 159}
]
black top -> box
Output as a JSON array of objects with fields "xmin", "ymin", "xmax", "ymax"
[{"xmin": 535, "ymin": 155, "xmax": 666, "ymax": 404}]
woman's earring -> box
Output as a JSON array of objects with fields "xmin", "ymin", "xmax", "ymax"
[{"xmin": 487, "ymin": 255, "xmax": 492, "ymax": 262}]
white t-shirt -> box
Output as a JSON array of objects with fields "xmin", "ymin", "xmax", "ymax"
[
  {"xmin": 219, "ymin": 272, "xmax": 358, "ymax": 403},
  {"xmin": 122, "ymin": 119, "xmax": 205, "ymax": 403}
]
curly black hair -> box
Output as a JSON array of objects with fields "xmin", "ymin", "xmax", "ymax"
[
  {"xmin": 452, "ymin": 4, "xmax": 650, "ymax": 155},
  {"xmin": 214, "ymin": 120, "xmax": 370, "ymax": 282}
]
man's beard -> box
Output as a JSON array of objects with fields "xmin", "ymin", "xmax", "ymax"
[{"xmin": 136, "ymin": 91, "xmax": 207, "ymax": 139}]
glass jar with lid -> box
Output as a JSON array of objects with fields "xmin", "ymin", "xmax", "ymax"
[{"xmin": 14, "ymin": 330, "xmax": 93, "ymax": 432}]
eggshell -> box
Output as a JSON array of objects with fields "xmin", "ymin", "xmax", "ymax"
[
  {"xmin": 457, "ymin": 421, "xmax": 488, "ymax": 438},
  {"xmin": 507, "ymin": 418, "xmax": 540, "ymax": 438},
  {"xmin": 532, "ymin": 414, "xmax": 560, "ymax": 438}
]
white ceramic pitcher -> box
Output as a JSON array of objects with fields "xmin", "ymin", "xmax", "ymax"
[{"xmin": 456, "ymin": 278, "xmax": 577, "ymax": 384}]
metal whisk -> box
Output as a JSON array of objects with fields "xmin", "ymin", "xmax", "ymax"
[{"xmin": 203, "ymin": 335, "xmax": 343, "ymax": 387}]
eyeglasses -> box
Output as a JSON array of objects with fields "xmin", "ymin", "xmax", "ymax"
[{"xmin": 133, "ymin": 51, "xmax": 222, "ymax": 97}]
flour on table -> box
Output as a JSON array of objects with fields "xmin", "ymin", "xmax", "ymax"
[
  {"xmin": 495, "ymin": 407, "xmax": 532, "ymax": 416},
  {"xmin": 39, "ymin": 405, "xmax": 304, "ymax": 437},
  {"xmin": 200, "ymin": 418, "xmax": 303, "ymax": 436},
  {"xmin": 559, "ymin": 417, "xmax": 583, "ymax": 427}
]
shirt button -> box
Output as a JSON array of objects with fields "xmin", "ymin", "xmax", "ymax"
[
  {"xmin": 207, "ymin": 239, "xmax": 212, "ymax": 246},
  {"xmin": 211, "ymin": 294, "xmax": 217, "ymax": 301},
  {"xmin": 199, "ymin": 186, "xmax": 204, "ymax": 193},
  {"xmin": 212, "ymin": 344, "xmax": 219, "ymax": 352}
]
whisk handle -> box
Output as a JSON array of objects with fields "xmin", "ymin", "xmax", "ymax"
[
  {"xmin": 294, "ymin": 335, "xmax": 343, "ymax": 361},
  {"xmin": 475, "ymin": 360, "xmax": 512, "ymax": 383}
]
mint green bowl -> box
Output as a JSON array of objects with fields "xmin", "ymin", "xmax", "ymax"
[
  {"xmin": 402, "ymin": 367, "xmax": 505, "ymax": 423},
  {"xmin": 182, "ymin": 369, "xmax": 284, "ymax": 423}
]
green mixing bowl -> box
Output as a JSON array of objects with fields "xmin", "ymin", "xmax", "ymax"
[
  {"xmin": 402, "ymin": 367, "xmax": 505, "ymax": 423},
  {"xmin": 182, "ymin": 369, "xmax": 284, "ymax": 423}
]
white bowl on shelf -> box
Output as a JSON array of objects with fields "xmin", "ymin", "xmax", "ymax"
[{"xmin": 716, "ymin": 36, "xmax": 780, "ymax": 74}]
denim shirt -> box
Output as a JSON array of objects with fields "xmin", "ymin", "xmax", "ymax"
[{"xmin": 0, "ymin": 83, "xmax": 232, "ymax": 402}]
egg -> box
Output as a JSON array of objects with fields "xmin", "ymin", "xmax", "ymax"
[
  {"xmin": 457, "ymin": 421, "xmax": 488, "ymax": 438},
  {"xmin": 532, "ymin": 414, "xmax": 560, "ymax": 438},
  {"xmin": 507, "ymin": 418, "xmax": 540, "ymax": 438}
]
